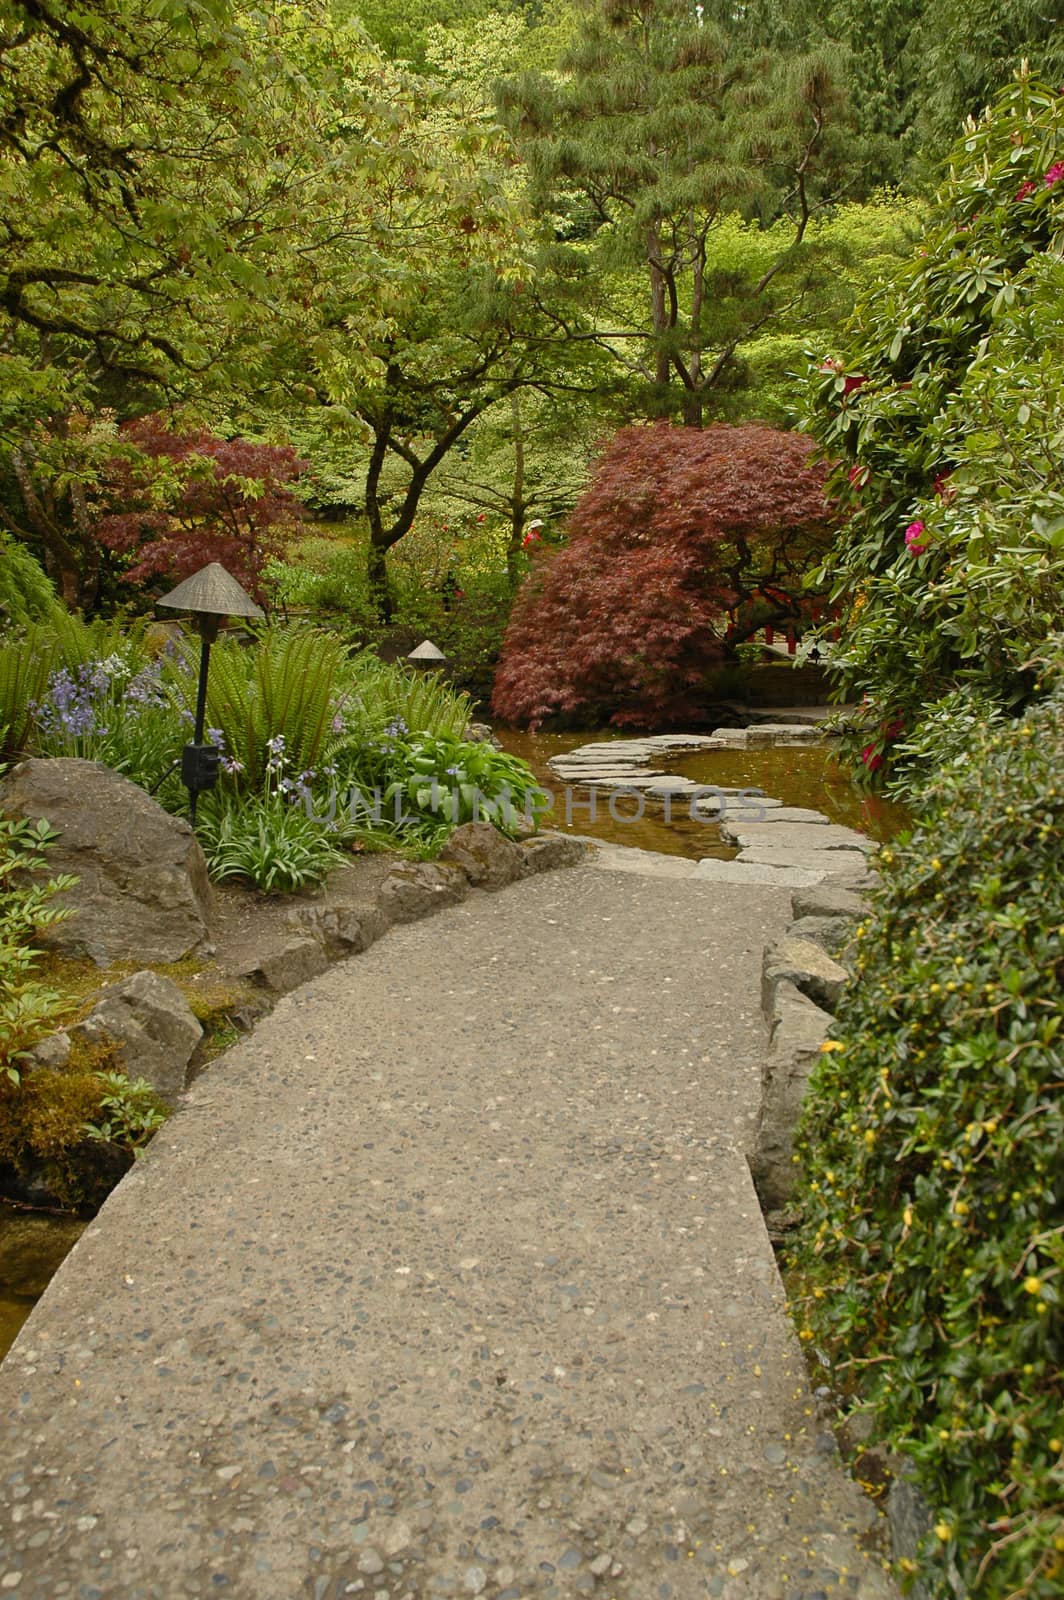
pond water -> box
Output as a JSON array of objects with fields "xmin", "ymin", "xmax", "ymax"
[
  {"xmin": 494, "ymin": 728, "xmax": 910, "ymax": 856},
  {"xmin": 0, "ymin": 1210, "xmax": 86, "ymax": 1362}
]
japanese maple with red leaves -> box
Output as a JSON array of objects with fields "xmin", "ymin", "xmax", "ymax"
[
  {"xmin": 492, "ymin": 423, "xmax": 837, "ymax": 729},
  {"xmin": 97, "ymin": 415, "xmax": 307, "ymax": 605}
]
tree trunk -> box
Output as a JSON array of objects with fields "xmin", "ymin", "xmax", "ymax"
[
  {"xmin": 506, "ymin": 392, "xmax": 527, "ymax": 590},
  {"xmin": 646, "ymin": 222, "xmax": 673, "ymax": 416}
]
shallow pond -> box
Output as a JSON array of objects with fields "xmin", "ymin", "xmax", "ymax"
[
  {"xmin": 0, "ymin": 1210, "xmax": 86, "ymax": 1362},
  {"xmin": 494, "ymin": 728, "xmax": 910, "ymax": 856}
]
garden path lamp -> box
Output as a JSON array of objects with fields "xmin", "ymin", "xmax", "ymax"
[
  {"xmin": 157, "ymin": 562, "xmax": 264, "ymax": 826},
  {"xmin": 407, "ymin": 639, "xmax": 447, "ymax": 671}
]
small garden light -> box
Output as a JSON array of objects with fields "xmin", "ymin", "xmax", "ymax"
[
  {"xmin": 157, "ymin": 562, "xmax": 264, "ymax": 825},
  {"xmin": 407, "ymin": 639, "xmax": 447, "ymax": 671}
]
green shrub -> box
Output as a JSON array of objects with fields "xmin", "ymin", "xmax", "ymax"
[
  {"xmin": 803, "ymin": 73, "xmax": 1064, "ymax": 793},
  {"xmin": 789, "ymin": 680, "xmax": 1064, "ymax": 1599},
  {"xmin": 373, "ymin": 731, "xmax": 547, "ymax": 837},
  {"xmin": 81, "ymin": 1071, "xmax": 169, "ymax": 1154}
]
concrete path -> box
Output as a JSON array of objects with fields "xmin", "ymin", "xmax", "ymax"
[{"xmin": 0, "ymin": 859, "xmax": 894, "ymax": 1600}]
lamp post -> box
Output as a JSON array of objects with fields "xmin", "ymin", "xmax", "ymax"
[{"xmin": 157, "ymin": 562, "xmax": 264, "ymax": 825}]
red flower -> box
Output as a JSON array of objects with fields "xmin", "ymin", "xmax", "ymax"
[
  {"xmin": 842, "ymin": 374, "xmax": 867, "ymax": 397},
  {"xmin": 1044, "ymin": 162, "xmax": 1064, "ymax": 187},
  {"xmin": 1015, "ymin": 180, "xmax": 1037, "ymax": 202},
  {"xmin": 862, "ymin": 744, "xmax": 883, "ymax": 772}
]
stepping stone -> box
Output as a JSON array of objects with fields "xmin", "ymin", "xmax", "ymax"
[
  {"xmin": 736, "ymin": 846, "xmax": 869, "ymax": 879},
  {"xmin": 721, "ymin": 821, "xmax": 873, "ymax": 854},
  {"xmin": 549, "ymin": 767, "xmax": 668, "ymax": 782},
  {"xmin": 693, "ymin": 857, "xmax": 826, "ymax": 887},
  {"xmin": 692, "ymin": 792, "xmax": 781, "ymax": 813},
  {"xmin": 587, "ymin": 841, "xmax": 702, "ymax": 878},
  {"xmin": 637, "ymin": 775, "xmax": 708, "ymax": 795},
  {"xmin": 723, "ymin": 805, "xmax": 831, "ymax": 824}
]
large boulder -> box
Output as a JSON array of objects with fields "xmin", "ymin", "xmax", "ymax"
[
  {"xmin": 73, "ymin": 970, "xmax": 203, "ymax": 1104},
  {"xmin": 0, "ymin": 758, "xmax": 212, "ymax": 963}
]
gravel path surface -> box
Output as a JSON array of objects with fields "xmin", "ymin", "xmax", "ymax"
[{"xmin": 0, "ymin": 862, "xmax": 895, "ymax": 1600}]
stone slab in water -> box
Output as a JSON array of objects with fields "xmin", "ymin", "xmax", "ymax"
[
  {"xmin": 737, "ymin": 845, "xmax": 870, "ymax": 879},
  {"xmin": 721, "ymin": 821, "xmax": 874, "ymax": 854}
]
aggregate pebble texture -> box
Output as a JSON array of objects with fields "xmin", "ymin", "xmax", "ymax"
[{"xmin": 0, "ymin": 862, "xmax": 895, "ymax": 1600}]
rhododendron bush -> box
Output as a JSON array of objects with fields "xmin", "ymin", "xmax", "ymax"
[
  {"xmin": 804, "ymin": 73, "xmax": 1064, "ymax": 792},
  {"xmin": 491, "ymin": 423, "xmax": 836, "ymax": 728}
]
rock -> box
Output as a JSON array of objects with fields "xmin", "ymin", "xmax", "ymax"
[
  {"xmin": 73, "ymin": 971, "xmax": 203, "ymax": 1104},
  {"xmin": 0, "ymin": 758, "xmax": 212, "ymax": 964},
  {"xmin": 791, "ymin": 883, "xmax": 867, "ymax": 921},
  {"xmin": 887, "ymin": 1466, "xmax": 937, "ymax": 1600},
  {"xmin": 745, "ymin": 725, "xmax": 824, "ymax": 748},
  {"xmin": 751, "ymin": 979, "xmax": 834, "ymax": 1209},
  {"xmin": 821, "ymin": 866, "xmax": 878, "ymax": 893},
  {"xmin": 763, "ymin": 937, "xmax": 849, "ymax": 1014},
  {"xmin": 786, "ymin": 914, "xmax": 856, "ymax": 955},
  {"xmin": 285, "ymin": 902, "xmax": 388, "ymax": 957},
  {"xmin": 520, "ymin": 833, "xmax": 591, "ymax": 875},
  {"xmin": 235, "ymin": 936, "xmax": 332, "ymax": 996},
  {"xmin": 23, "ymin": 1030, "xmax": 72, "ymax": 1074},
  {"xmin": 439, "ymin": 822, "xmax": 525, "ymax": 890},
  {"xmin": 464, "ymin": 723, "xmax": 503, "ymax": 748},
  {"xmin": 377, "ymin": 861, "xmax": 469, "ymax": 923}
]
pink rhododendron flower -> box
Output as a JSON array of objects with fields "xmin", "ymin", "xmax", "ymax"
[
  {"xmin": 905, "ymin": 520, "xmax": 929, "ymax": 554},
  {"xmin": 1015, "ymin": 180, "xmax": 1037, "ymax": 201},
  {"xmin": 1044, "ymin": 162, "xmax": 1064, "ymax": 187},
  {"xmin": 861, "ymin": 744, "xmax": 883, "ymax": 771},
  {"xmin": 933, "ymin": 473, "xmax": 955, "ymax": 502},
  {"xmin": 848, "ymin": 463, "xmax": 871, "ymax": 490}
]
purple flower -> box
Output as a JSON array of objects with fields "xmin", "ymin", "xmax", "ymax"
[{"xmin": 1044, "ymin": 161, "xmax": 1064, "ymax": 187}]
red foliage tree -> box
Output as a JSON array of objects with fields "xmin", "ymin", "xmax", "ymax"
[
  {"xmin": 491, "ymin": 422, "xmax": 837, "ymax": 728},
  {"xmin": 96, "ymin": 416, "xmax": 307, "ymax": 604}
]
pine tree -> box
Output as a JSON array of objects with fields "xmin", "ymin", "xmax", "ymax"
[{"xmin": 500, "ymin": 0, "xmax": 850, "ymax": 425}]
